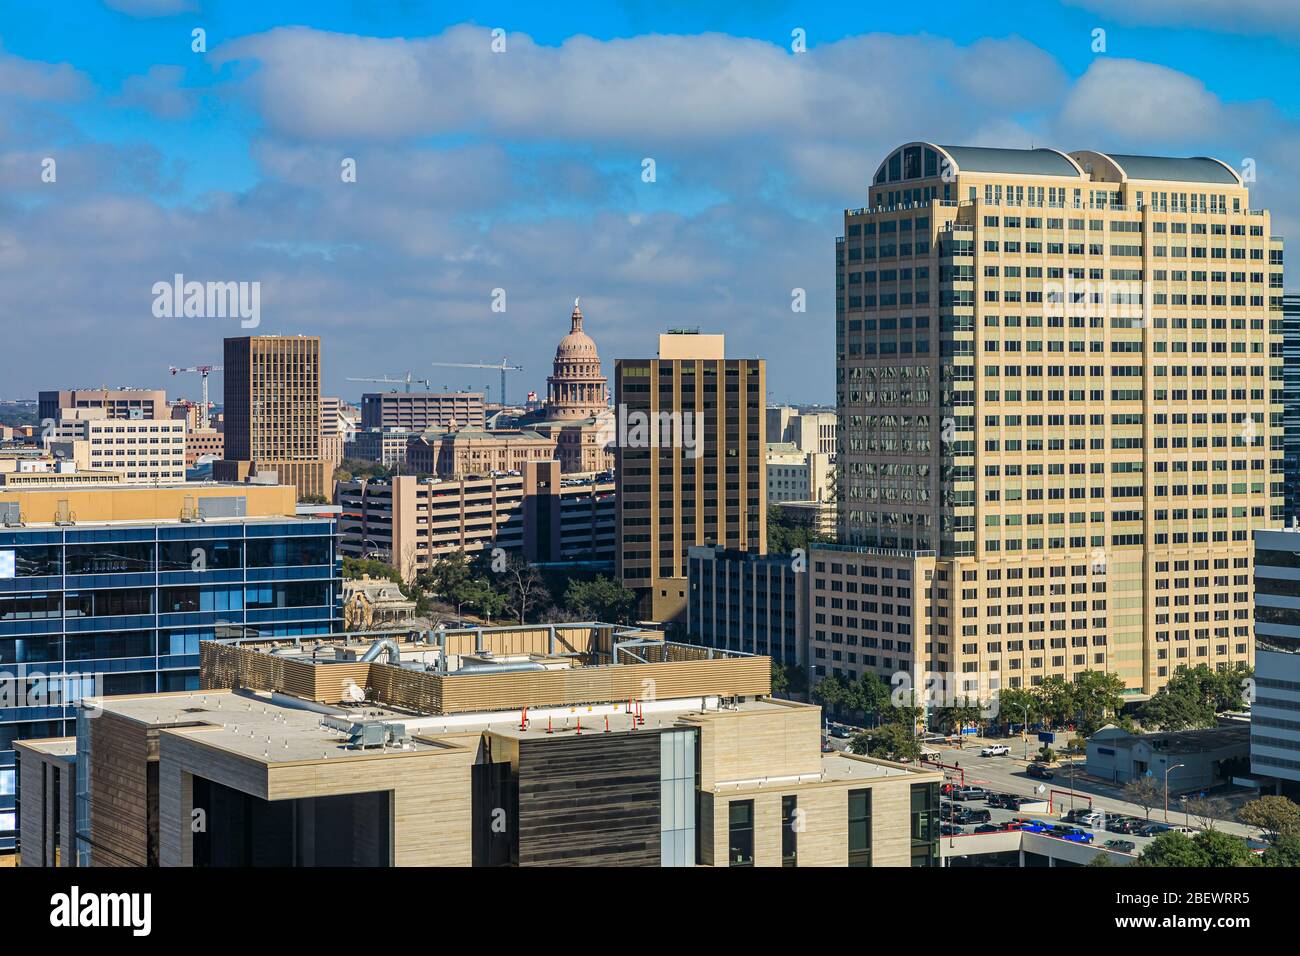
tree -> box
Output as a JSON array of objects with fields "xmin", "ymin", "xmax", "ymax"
[
  {"xmin": 1071, "ymin": 671, "xmax": 1127, "ymax": 736},
  {"xmin": 1263, "ymin": 832, "xmax": 1300, "ymax": 867},
  {"xmin": 766, "ymin": 504, "xmax": 833, "ymax": 555},
  {"xmin": 849, "ymin": 672, "xmax": 891, "ymax": 725},
  {"xmin": 1086, "ymin": 852, "xmax": 1113, "ymax": 867},
  {"xmin": 812, "ymin": 674, "xmax": 847, "ymax": 713},
  {"xmin": 1036, "ymin": 676, "xmax": 1076, "ymax": 729},
  {"xmin": 1136, "ymin": 831, "xmax": 1207, "ymax": 867},
  {"xmin": 994, "ymin": 686, "xmax": 1040, "ymax": 731},
  {"xmin": 503, "ymin": 558, "xmax": 550, "ymax": 625},
  {"xmin": 1138, "ymin": 691, "xmax": 1216, "ymax": 732},
  {"xmin": 771, "ymin": 662, "xmax": 809, "ymax": 699},
  {"xmin": 1194, "ymin": 830, "xmax": 1259, "ymax": 868},
  {"xmin": 1182, "ymin": 796, "xmax": 1231, "ymax": 832},
  {"xmin": 1123, "ymin": 776, "xmax": 1162, "ymax": 821},
  {"xmin": 425, "ymin": 551, "xmax": 475, "ymax": 607},
  {"xmin": 933, "ymin": 704, "xmax": 982, "ymax": 738},
  {"xmin": 563, "ymin": 576, "xmax": 636, "ymax": 624},
  {"xmin": 342, "ymin": 556, "xmax": 401, "ymax": 583},
  {"xmin": 1139, "ymin": 663, "xmax": 1251, "ymax": 731},
  {"xmin": 850, "ymin": 723, "xmax": 921, "ymax": 762},
  {"xmin": 1238, "ymin": 795, "xmax": 1300, "ymax": 839}
]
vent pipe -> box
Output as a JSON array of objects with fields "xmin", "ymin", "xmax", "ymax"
[{"xmin": 360, "ymin": 638, "xmax": 401, "ymax": 664}]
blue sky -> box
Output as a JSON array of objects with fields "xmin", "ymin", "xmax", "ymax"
[{"xmin": 1, "ymin": 0, "xmax": 1297, "ymax": 403}]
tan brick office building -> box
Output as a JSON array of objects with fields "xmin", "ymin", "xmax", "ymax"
[
  {"xmin": 215, "ymin": 335, "xmax": 334, "ymax": 499},
  {"xmin": 831, "ymin": 143, "xmax": 1284, "ymax": 698},
  {"xmin": 616, "ymin": 333, "xmax": 766, "ymax": 624}
]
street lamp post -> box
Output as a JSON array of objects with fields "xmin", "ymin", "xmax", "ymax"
[
  {"xmin": 1164, "ymin": 763, "xmax": 1186, "ymax": 823},
  {"xmin": 1019, "ymin": 703, "xmax": 1031, "ymax": 760}
]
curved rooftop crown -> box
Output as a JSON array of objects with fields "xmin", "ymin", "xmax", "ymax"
[
  {"xmin": 873, "ymin": 141, "xmax": 1241, "ymax": 187},
  {"xmin": 1070, "ymin": 151, "xmax": 1241, "ymax": 185}
]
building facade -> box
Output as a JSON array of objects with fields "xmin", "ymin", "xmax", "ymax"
[
  {"xmin": 406, "ymin": 427, "xmax": 557, "ymax": 478},
  {"xmin": 216, "ymin": 335, "xmax": 333, "ymax": 499},
  {"xmin": 337, "ymin": 461, "xmax": 615, "ymax": 579},
  {"xmin": 687, "ymin": 546, "xmax": 806, "ymax": 667},
  {"xmin": 360, "ymin": 391, "xmax": 486, "ymax": 430},
  {"xmin": 38, "ymin": 389, "xmax": 167, "ymax": 425},
  {"xmin": 1251, "ymin": 527, "xmax": 1300, "ymax": 795},
  {"xmin": 767, "ymin": 442, "xmax": 833, "ymax": 503},
  {"xmin": 0, "ymin": 481, "xmax": 341, "ymax": 852},
  {"xmin": 767, "ymin": 406, "xmax": 838, "ymax": 459},
  {"xmin": 49, "ymin": 411, "xmax": 186, "ymax": 484},
  {"xmin": 616, "ymin": 333, "xmax": 766, "ymax": 624},
  {"xmin": 1284, "ymin": 294, "xmax": 1300, "ymax": 518},
  {"xmin": 836, "ymin": 142, "xmax": 1284, "ymax": 697},
  {"xmin": 17, "ymin": 625, "xmax": 940, "ymax": 867}
]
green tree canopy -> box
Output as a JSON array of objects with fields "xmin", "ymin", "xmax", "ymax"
[
  {"xmin": 1135, "ymin": 831, "xmax": 1207, "ymax": 867},
  {"xmin": 1238, "ymin": 795, "xmax": 1300, "ymax": 839},
  {"xmin": 1263, "ymin": 832, "xmax": 1300, "ymax": 867},
  {"xmin": 849, "ymin": 723, "xmax": 921, "ymax": 762},
  {"xmin": 563, "ymin": 576, "xmax": 636, "ymax": 624}
]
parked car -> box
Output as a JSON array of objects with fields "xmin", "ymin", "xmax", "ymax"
[
  {"xmin": 952, "ymin": 787, "xmax": 990, "ymax": 802},
  {"xmin": 1139, "ymin": 823, "xmax": 1171, "ymax": 837},
  {"xmin": 828, "ymin": 725, "xmax": 853, "ymax": 739},
  {"xmin": 1171, "ymin": 825, "xmax": 1198, "ymax": 835},
  {"xmin": 1075, "ymin": 810, "xmax": 1106, "ymax": 828},
  {"xmin": 1051, "ymin": 825, "xmax": 1094, "ymax": 843},
  {"xmin": 985, "ymin": 792, "xmax": 1014, "ymax": 808},
  {"xmin": 980, "ymin": 744, "xmax": 1010, "ymax": 757},
  {"xmin": 973, "ymin": 823, "xmax": 1004, "ymax": 834},
  {"xmin": 1106, "ymin": 816, "xmax": 1142, "ymax": 834},
  {"xmin": 1104, "ymin": 839, "xmax": 1137, "ymax": 853},
  {"xmin": 954, "ymin": 808, "xmax": 992, "ymax": 825},
  {"xmin": 940, "ymin": 823, "xmax": 964, "ymax": 836},
  {"xmin": 1026, "ymin": 763, "xmax": 1054, "ymax": 780},
  {"xmin": 1014, "ymin": 819, "xmax": 1054, "ymax": 833}
]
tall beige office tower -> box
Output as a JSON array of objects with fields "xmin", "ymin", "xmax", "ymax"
[
  {"xmin": 215, "ymin": 335, "xmax": 333, "ymax": 499},
  {"xmin": 828, "ymin": 143, "xmax": 1284, "ymax": 698},
  {"xmin": 615, "ymin": 332, "xmax": 766, "ymax": 624}
]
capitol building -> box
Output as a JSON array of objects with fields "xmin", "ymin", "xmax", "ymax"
[{"xmin": 535, "ymin": 300, "xmax": 615, "ymax": 474}]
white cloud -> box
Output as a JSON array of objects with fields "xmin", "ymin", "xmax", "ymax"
[
  {"xmin": 1057, "ymin": 59, "xmax": 1224, "ymax": 144},
  {"xmin": 212, "ymin": 27, "xmax": 1067, "ymax": 147},
  {"xmin": 103, "ymin": 0, "xmax": 197, "ymax": 17},
  {"xmin": 114, "ymin": 65, "xmax": 196, "ymax": 119},
  {"xmin": 1066, "ymin": 0, "xmax": 1300, "ymax": 36}
]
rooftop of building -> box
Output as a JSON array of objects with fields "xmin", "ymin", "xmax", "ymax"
[
  {"xmin": 1108, "ymin": 154, "xmax": 1237, "ymax": 184},
  {"xmin": 938, "ymin": 144, "xmax": 1083, "ymax": 178},
  {"xmin": 201, "ymin": 622, "xmax": 770, "ymax": 716},
  {"xmin": 873, "ymin": 142, "xmax": 1245, "ymax": 187},
  {"xmin": 1090, "ymin": 723, "xmax": 1251, "ymax": 753},
  {"xmin": 85, "ymin": 688, "xmax": 463, "ymax": 764}
]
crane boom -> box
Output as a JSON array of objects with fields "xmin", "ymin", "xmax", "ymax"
[
  {"xmin": 430, "ymin": 358, "xmax": 522, "ymax": 405},
  {"xmin": 168, "ymin": 364, "xmax": 223, "ymax": 431}
]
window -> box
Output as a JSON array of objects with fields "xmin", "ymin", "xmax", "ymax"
[
  {"xmin": 782, "ymin": 795, "xmax": 798, "ymax": 867},
  {"xmin": 910, "ymin": 783, "xmax": 940, "ymax": 866},
  {"xmin": 728, "ymin": 800, "xmax": 755, "ymax": 867},
  {"xmin": 848, "ymin": 788, "xmax": 872, "ymax": 867}
]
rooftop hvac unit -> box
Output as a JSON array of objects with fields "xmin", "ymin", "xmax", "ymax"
[{"xmin": 346, "ymin": 721, "xmax": 387, "ymax": 749}]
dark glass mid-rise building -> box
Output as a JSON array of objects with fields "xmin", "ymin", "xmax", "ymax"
[
  {"xmin": 0, "ymin": 482, "xmax": 340, "ymax": 851},
  {"xmin": 1284, "ymin": 293, "xmax": 1300, "ymax": 518}
]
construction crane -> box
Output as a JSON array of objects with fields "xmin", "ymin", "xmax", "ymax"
[
  {"xmin": 167, "ymin": 365, "xmax": 222, "ymax": 430},
  {"xmin": 346, "ymin": 372, "xmax": 431, "ymax": 393},
  {"xmin": 430, "ymin": 358, "xmax": 523, "ymax": 406}
]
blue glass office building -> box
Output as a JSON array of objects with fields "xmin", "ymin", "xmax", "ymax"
[{"xmin": 0, "ymin": 514, "xmax": 341, "ymax": 851}]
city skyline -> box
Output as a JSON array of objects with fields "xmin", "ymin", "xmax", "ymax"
[{"xmin": 4, "ymin": 2, "xmax": 1299, "ymax": 403}]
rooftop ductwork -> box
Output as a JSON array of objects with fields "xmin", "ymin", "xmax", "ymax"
[
  {"xmin": 360, "ymin": 638, "xmax": 401, "ymax": 665},
  {"xmin": 451, "ymin": 660, "xmax": 547, "ymax": 675}
]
